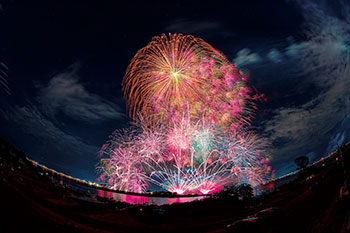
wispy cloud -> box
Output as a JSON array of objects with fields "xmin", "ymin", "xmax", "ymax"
[
  {"xmin": 267, "ymin": 48, "xmax": 284, "ymax": 63},
  {"xmin": 0, "ymin": 62, "xmax": 10, "ymax": 95},
  {"xmin": 164, "ymin": 19, "xmax": 233, "ymax": 39},
  {"xmin": 233, "ymin": 48, "xmax": 262, "ymax": 68},
  {"xmin": 285, "ymin": 41, "xmax": 310, "ymax": 58},
  {"xmin": 1, "ymin": 104, "xmax": 98, "ymax": 152},
  {"xmin": 36, "ymin": 64, "xmax": 125, "ymax": 122},
  {"xmin": 0, "ymin": 103, "xmax": 100, "ymax": 178},
  {"xmin": 262, "ymin": 0, "xmax": 350, "ymax": 172}
]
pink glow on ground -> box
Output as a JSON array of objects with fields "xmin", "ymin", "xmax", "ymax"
[
  {"xmin": 125, "ymin": 194, "xmax": 148, "ymax": 205},
  {"xmin": 97, "ymin": 189, "xmax": 104, "ymax": 198}
]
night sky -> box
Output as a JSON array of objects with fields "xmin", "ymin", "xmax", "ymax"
[{"xmin": 0, "ymin": 0, "xmax": 349, "ymax": 181}]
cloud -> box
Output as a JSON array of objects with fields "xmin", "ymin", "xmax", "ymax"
[
  {"xmin": 233, "ymin": 48, "xmax": 262, "ymax": 68},
  {"xmin": 267, "ymin": 48, "xmax": 283, "ymax": 63},
  {"xmin": 1, "ymin": 104, "xmax": 98, "ymax": 151},
  {"xmin": 0, "ymin": 62, "xmax": 10, "ymax": 95},
  {"xmin": 164, "ymin": 19, "xmax": 234, "ymax": 39},
  {"xmin": 37, "ymin": 64, "xmax": 125, "ymax": 122},
  {"xmin": 285, "ymin": 41, "xmax": 310, "ymax": 58},
  {"xmin": 0, "ymin": 103, "xmax": 100, "ymax": 179},
  {"xmin": 262, "ymin": 0, "xmax": 350, "ymax": 172},
  {"xmin": 326, "ymin": 131, "xmax": 346, "ymax": 155},
  {"xmin": 325, "ymin": 113, "xmax": 350, "ymax": 154}
]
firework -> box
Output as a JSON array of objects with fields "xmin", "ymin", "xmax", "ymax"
[
  {"xmin": 98, "ymin": 33, "xmax": 271, "ymax": 195},
  {"xmin": 122, "ymin": 33, "xmax": 258, "ymax": 129},
  {"xmin": 97, "ymin": 128, "xmax": 149, "ymax": 192},
  {"xmin": 98, "ymin": 115, "xmax": 271, "ymax": 194}
]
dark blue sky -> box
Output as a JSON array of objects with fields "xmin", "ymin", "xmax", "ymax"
[{"xmin": 0, "ymin": 0, "xmax": 349, "ymax": 181}]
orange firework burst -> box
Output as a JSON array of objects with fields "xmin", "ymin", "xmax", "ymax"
[{"xmin": 123, "ymin": 33, "xmax": 255, "ymax": 128}]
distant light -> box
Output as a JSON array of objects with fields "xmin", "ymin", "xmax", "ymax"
[
  {"xmin": 199, "ymin": 189, "xmax": 210, "ymax": 195},
  {"xmin": 175, "ymin": 189, "xmax": 185, "ymax": 195}
]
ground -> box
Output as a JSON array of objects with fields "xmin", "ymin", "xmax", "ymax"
[{"xmin": 0, "ymin": 139, "xmax": 349, "ymax": 233}]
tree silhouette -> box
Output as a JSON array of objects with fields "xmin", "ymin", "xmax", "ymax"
[
  {"xmin": 295, "ymin": 156, "xmax": 309, "ymax": 170},
  {"xmin": 213, "ymin": 186, "xmax": 237, "ymax": 199},
  {"xmin": 234, "ymin": 183, "xmax": 253, "ymax": 200}
]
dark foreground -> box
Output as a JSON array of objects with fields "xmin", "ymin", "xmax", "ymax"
[{"xmin": 0, "ymin": 138, "xmax": 349, "ymax": 233}]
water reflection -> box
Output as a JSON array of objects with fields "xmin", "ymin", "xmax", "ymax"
[
  {"xmin": 97, "ymin": 190, "xmax": 205, "ymax": 205},
  {"xmin": 30, "ymin": 158, "xmax": 208, "ymax": 206}
]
